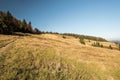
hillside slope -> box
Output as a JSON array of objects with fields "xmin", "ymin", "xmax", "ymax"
[{"xmin": 0, "ymin": 34, "xmax": 120, "ymax": 80}]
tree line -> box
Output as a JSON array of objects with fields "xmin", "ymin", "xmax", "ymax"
[
  {"xmin": 63, "ymin": 33, "xmax": 107, "ymax": 42},
  {"xmin": 0, "ymin": 11, "xmax": 41, "ymax": 34}
]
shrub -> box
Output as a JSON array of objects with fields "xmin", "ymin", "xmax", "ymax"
[
  {"xmin": 100, "ymin": 44, "xmax": 103, "ymax": 48},
  {"xmin": 92, "ymin": 42, "xmax": 103, "ymax": 48},
  {"xmin": 109, "ymin": 45, "xmax": 113, "ymax": 49},
  {"xmin": 80, "ymin": 38, "xmax": 85, "ymax": 45},
  {"xmin": 62, "ymin": 35, "xmax": 66, "ymax": 39},
  {"xmin": 118, "ymin": 44, "xmax": 120, "ymax": 50}
]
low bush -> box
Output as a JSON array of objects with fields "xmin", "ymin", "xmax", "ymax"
[
  {"xmin": 80, "ymin": 38, "xmax": 85, "ymax": 45},
  {"xmin": 92, "ymin": 42, "xmax": 103, "ymax": 48}
]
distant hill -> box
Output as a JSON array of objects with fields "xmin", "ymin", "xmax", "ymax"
[
  {"xmin": 0, "ymin": 11, "xmax": 41, "ymax": 34},
  {"xmin": 42, "ymin": 32, "xmax": 107, "ymax": 42},
  {"xmin": 62, "ymin": 33, "xmax": 107, "ymax": 42},
  {"xmin": 117, "ymin": 41, "xmax": 120, "ymax": 43},
  {"xmin": 111, "ymin": 40, "xmax": 120, "ymax": 44}
]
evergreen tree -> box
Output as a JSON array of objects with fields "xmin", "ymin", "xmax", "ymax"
[
  {"xmin": 0, "ymin": 11, "xmax": 40, "ymax": 34},
  {"xmin": 27, "ymin": 21, "xmax": 33, "ymax": 33},
  {"xmin": 20, "ymin": 19, "xmax": 27, "ymax": 33},
  {"xmin": 3, "ymin": 11, "xmax": 14, "ymax": 34},
  {"xmin": 6, "ymin": 11, "xmax": 12, "ymax": 20}
]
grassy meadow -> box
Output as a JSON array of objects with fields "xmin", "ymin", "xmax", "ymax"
[{"xmin": 0, "ymin": 34, "xmax": 120, "ymax": 80}]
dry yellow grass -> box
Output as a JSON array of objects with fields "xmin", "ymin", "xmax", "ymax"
[
  {"xmin": 32, "ymin": 34, "xmax": 120, "ymax": 79},
  {"xmin": 0, "ymin": 34, "xmax": 120, "ymax": 80}
]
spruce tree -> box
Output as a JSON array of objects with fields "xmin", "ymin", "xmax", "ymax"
[
  {"xmin": 27, "ymin": 21, "xmax": 32, "ymax": 33},
  {"xmin": 21, "ymin": 19, "xmax": 27, "ymax": 32},
  {"xmin": 6, "ymin": 11, "xmax": 12, "ymax": 20}
]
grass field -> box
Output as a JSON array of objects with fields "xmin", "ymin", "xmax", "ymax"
[{"xmin": 0, "ymin": 34, "xmax": 120, "ymax": 80}]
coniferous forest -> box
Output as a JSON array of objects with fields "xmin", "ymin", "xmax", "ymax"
[{"xmin": 0, "ymin": 11, "xmax": 41, "ymax": 34}]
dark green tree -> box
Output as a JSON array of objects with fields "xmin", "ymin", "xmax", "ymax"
[
  {"xmin": 20, "ymin": 19, "xmax": 27, "ymax": 32},
  {"xmin": 27, "ymin": 21, "xmax": 33, "ymax": 33},
  {"xmin": 6, "ymin": 11, "xmax": 12, "ymax": 20},
  {"xmin": 3, "ymin": 11, "xmax": 14, "ymax": 34}
]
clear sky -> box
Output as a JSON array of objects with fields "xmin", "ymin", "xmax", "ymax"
[{"xmin": 0, "ymin": 0, "xmax": 120, "ymax": 40}]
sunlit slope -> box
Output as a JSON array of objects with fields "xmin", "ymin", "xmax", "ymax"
[{"xmin": 0, "ymin": 34, "xmax": 120, "ymax": 80}]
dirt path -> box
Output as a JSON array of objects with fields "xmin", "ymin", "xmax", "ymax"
[{"xmin": 0, "ymin": 39, "xmax": 16, "ymax": 53}]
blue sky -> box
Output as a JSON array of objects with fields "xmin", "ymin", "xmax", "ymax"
[{"xmin": 0, "ymin": 0, "xmax": 120, "ymax": 40}]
